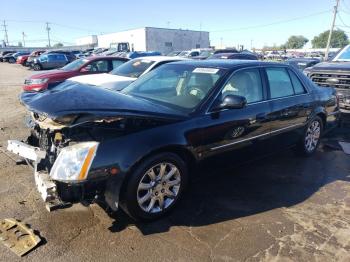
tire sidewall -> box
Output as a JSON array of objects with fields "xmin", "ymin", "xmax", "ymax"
[{"xmin": 121, "ymin": 153, "xmax": 188, "ymax": 221}]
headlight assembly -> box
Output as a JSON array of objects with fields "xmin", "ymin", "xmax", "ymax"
[
  {"xmin": 25, "ymin": 78, "xmax": 49, "ymax": 85},
  {"xmin": 50, "ymin": 142, "xmax": 99, "ymax": 182}
]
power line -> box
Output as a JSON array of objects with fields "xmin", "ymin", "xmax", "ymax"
[{"xmin": 209, "ymin": 10, "xmax": 331, "ymax": 33}]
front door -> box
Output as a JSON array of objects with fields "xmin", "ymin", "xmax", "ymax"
[{"xmin": 196, "ymin": 67, "xmax": 273, "ymax": 159}]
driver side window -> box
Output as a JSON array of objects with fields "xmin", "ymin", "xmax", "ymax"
[
  {"xmin": 221, "ymin": 68, "xmax": 263, "ymax": 104},
  {"xmin": 83, "ymin": 60, "xmax": 109, "ymax": 72}
]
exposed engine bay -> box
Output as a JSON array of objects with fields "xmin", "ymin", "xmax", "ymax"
[{"xmin": 26, "ymin": 112, "xmax": 169, "ymax": 172}]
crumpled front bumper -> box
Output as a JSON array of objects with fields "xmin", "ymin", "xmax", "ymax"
[{"xmin": 7, "ymin": 140, "xmax": 70, "ymax": 211}]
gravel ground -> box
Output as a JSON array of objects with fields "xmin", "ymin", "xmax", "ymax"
[{"xmin": 0, "ymin": 63, "xmax": 350, "ymax": 262}]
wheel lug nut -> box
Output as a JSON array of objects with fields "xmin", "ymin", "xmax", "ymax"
[
  {"xmin": 155, "ymin": 192, "xmax": 158, "ymax": 196},
  {"xmin": 161, "ymin": 189, "xmax": 165, "ymax": 193}
]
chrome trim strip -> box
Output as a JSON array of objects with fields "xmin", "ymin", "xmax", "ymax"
[
  {"xmin": 327, "ymin": 110, "xmax": 341, "ymax": 116},
  {"xmin": 210, "ymin": 123, "xmax": 304, "ymax": 151}
]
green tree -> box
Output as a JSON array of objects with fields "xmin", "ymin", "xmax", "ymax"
[
  {"xmin": 311, "ymin": 30, "xmax": 348, "ymax": 48},
  {"xmin": 53, "ymin": 42, "xmax": 64, "ymax": 48},
  {"xmin": 284, "ymin": 35, "xmax": 308, "ymax": 49}
]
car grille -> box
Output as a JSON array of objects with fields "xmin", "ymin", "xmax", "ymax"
[
  {"xmin": 309, "ymin": 71, "xmax": 350, "ymax": 89},
  {"xmin": 309, "ymin": 71, "xmax": 350, "ymax": 108}
]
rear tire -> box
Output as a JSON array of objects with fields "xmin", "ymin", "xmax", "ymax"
[
  {"xmin": 296, "ymin": 116, "xmax": 323, "ymax": 156},
  {"xmin": 120, "ymin": 153, "xmax": 188, "ymax": 221}
]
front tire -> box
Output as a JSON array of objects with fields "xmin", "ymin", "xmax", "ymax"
[
  {"xmin": 9, "ymin": 58, "xmax": 15, "ymax": 63},
  {"xmin": 33, "ymin": 64, "xmax": 41, "ymax": 71},
  {"xmin": 297, "ymin": 116, "xmax": 323, "ymax": 156},
  {"xmin": 120, "ymin": 153, "xmax": 188, "ymax": 221}
]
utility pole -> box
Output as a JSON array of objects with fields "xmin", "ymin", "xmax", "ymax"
[
  {"xmin": 3, "ymin": 20, "xmax": 9, "ymax": 46},
  {"xmin": 22, "ymin": 32, "xmax": 26, "ymax": 47},
  {"xmin": 325, "ymin": 0, "xmax": 340, "ymax": 60},
  {"xmin": 46, "ymin": 22, "xmax": 51, "ymax": 47}
]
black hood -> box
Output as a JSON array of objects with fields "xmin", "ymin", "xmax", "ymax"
[
  {"xmin": 310, "ymin": 61, "xmax": 350, "ymax": 71},
  {"xmin": 20, "ymin": 81, "xmax": 186, "ymax": 121}
]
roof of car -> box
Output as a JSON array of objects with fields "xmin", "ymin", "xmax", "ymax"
[
  {"xmin": 130, "ymin": 56, "xmax": 188, "ymax": 62},
  {"xmin": 85, "ymin": 56, "xmax": 129, "ymax": 61},
  {"xmin": 169, "ymin": 59, "xmax": 283, "ymax": 69}
]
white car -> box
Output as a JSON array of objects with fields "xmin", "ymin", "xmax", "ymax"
[{"xmin": 68, "ymin": 56, "xmax": 188, "ymax": 91}]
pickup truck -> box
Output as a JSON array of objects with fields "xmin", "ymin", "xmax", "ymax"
[{"xmin": 304, "ymin": 45, "xmax": 350, "ymax": 112}]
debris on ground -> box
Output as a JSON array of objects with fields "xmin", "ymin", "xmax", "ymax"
[{"xmin": 0, "ymin": 218, "xmax": 41, "ymax": 257}]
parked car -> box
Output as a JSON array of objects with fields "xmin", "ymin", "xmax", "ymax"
[
  {"xmin": 16, "ymin": 54, "xmax": 31, "ymax": 65},
  {"xmin": 0, "ymin": 51, "xmax": 15, "ymax": 62},
  {"xmin": 286, "ymin": 58, "xmax": 320, "ymax": 71},
  {"xmin": 166, "ymin": 51, "xmax": 182, "ymax": 56},
  {"xmin": 31, "ymin": 53, "xmax": 76, "ymax": 70},
  {"xmin": 214, "ymin": 49, "xmax": 239, "ymax": 54},
  {"xmin": 23, "ymin": 56, "xmax": 129, "ymax": 91},
  {"xmin": 9, "ymin": 60, "xmax": 339, "ymax": 221},
  {"xmin": 208, "ymin": 52, "xmax": 258, "ymax": 60},
  {"xmin": 304, "ymin": 44, "xmax": 350, "ymax": 112},
  {"xmin": 26, "ymin": 50, "xmax": 46, "ymax": 67},
  {"xmin": 3, "ymin": 51, "xmax": 30, "ymax": 63},
  {"xmin": 191, "ymin": 50, "xmax": 215, "ymax": 60},
  {"xmin": 69, "ymin": 56, "xmax": 187, "ymax": 91}
]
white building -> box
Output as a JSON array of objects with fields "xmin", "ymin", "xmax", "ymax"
[
  {"xmin": 77, "ymin": 27, "xmax": 210, "ymax": 54},
  {"xmin": 75, "ymin": 35, "xmax": 98, "ymax": 46}
]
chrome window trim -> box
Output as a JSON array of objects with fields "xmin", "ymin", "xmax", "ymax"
[
  {"xmin": 206, "ymin": 65, "xmax": 311, "ymax": 115},
  {"xmin": 210, "ymin": 122, "xmax": 304, "ymax": 151}
]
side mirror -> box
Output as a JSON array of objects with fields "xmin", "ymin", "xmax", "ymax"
[{"xmin": 213, "ymin": 95, "xmax": 247, "ymax": 111}]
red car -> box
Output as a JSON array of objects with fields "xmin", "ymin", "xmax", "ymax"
[
  {"xmin": 16, "ymin": 54, "xmax": 30, "ymax": 65},
  {"xmin": 23, "ymin": 56, "xmax": 129, "ymax": 91}
]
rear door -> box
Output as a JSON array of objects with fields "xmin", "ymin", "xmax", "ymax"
[
  {"xmin": 264, "ymin": 66, "xmax": 313, "ymax": 146},
  {"xmin": 55, "ymin": 54, "xmax": 68, "ymax": 68}
]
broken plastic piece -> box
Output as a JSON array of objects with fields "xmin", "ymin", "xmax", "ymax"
[{"xmin": 0, "ymin": 218, "xmax": 41, "ymax": 257}]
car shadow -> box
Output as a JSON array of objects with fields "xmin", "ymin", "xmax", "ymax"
[{"xmin": 106, "ymin": 125, "xmax": 350, "ymax": 235}]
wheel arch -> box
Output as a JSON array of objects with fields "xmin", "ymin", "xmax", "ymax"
[{"xmin": 118, "ymin": 145, "xmax": 196, "ymax": 202}]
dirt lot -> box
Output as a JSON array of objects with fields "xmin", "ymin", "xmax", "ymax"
[{"xmin": 0, "ymin": 63, "xmax": 350, "ymax": 262}]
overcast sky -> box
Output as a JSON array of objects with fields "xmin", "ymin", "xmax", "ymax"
[{"xmin": 1, "ymin": 0, "xmax": 348, "ymax": 48}]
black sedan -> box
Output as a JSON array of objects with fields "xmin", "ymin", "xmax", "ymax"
[{"xmin": 9, "ymin": 60, "xmax": 340, "ymax": 221}]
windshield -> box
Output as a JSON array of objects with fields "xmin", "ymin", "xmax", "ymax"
[
  {"xmin": 178, "ymin": 51, "xmax": 190, "ymax": 57},
  {"xmin": 333, "ymin": 45, "xmax": 350, "ymax": 61},
  {"xmin": 122, "ymin": 64, "xmax": 225, "ymax": 113},
  {"xmin": 199, "ymin": 51, "xmax": 213, "ymax": 57},
  {"xmin": 61, "ymin": 59, "xmax": 88, "ymax": 71},
  {"xmin": 110, "ymin": 58, "xmax": 155, "ymax": 78}
]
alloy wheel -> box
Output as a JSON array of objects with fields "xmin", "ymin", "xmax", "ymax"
[
  {"xmin": 304, "ymin": 120, "xmax": 321, "ymax": 152},
  {"xmin": 137, "ymin": 162, "xmax": 181, "ymax": 214}
]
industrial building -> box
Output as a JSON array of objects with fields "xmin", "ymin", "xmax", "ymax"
[{"xmin": 76, "ymin": 27, "xmax": 210, "ymax": 54}]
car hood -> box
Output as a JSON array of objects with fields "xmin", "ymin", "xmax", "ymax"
[
  {"xmin": 69, "ymin": 73, "xmax": 136, "ymax": 91},
  {"xmin": 28, "ymin": 69, "xmax": 73, "ymax": 79},
  {"xmin": 310, "ymin": 61, "xmax": 350, "ymax": 71},
  {"xmin": 20, "ymin": 81, "xmax": 186, "ymax": 124}
]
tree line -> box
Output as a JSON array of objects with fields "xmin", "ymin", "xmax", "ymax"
[{"xmin": 263, "ymin": 29, "xmax": 349, "ymax": 50}]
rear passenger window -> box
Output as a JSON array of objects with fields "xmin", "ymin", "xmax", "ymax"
[
  {"xmin": 266, "ymin": 68, "xmax": 294, "ymax": 99},
  {"xmin": 288, "ymin": 70, "xmax": 306, "ymax": 94}
]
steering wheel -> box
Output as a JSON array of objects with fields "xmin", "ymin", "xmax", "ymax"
[{"xmin": 188, "ymin": 87, "xmax": 205, "ymax": 99}]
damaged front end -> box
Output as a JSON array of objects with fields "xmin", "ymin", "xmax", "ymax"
[
  {"xmin": 8, "ymin": 111, "xmax": 174, "ymax": 211},
  {"xmin": 8, "ymin": 83, "xmax": 184, "ymax": 212}
]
